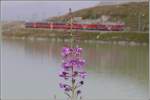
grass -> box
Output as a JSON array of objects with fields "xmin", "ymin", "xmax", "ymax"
[{"xmin": 2, "ymin": 28, "xmax": 149, "ymax": 43}]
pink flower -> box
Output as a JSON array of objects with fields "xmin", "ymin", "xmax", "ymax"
[
  {"xmin": 59, "ymin": 46, "xmax": 87, "ymax": 98},
  {"xmin": 79, "ymin": 72, "xmax": 87, "ymax": 79},
  {"xmin": 61, "ymin": 47, "xmax": 71, "ymax": 57},
  {"xmin": 59, "ymin": 71, "xmax": 70, "ymax": 80},
  {"xmin": 72, "ymin": 71, "xmax": 78, "ymax": 77}
]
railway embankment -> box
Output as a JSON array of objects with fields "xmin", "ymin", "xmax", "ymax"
[{"xmin": 2, "ymin": 28, "xmax": 149, "ymax": 45}]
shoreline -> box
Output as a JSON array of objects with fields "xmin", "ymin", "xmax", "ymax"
[
  {"xmin": 2, "ymin": 28, "xmax": 149, "ymax": 46},
  {"xmin": 2, "ymin": 36, "xmax": 148, "ymax": 46}
]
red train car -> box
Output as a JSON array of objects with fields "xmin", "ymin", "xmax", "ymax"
[
  {"xmin": 36, "ymin": 23, "xmax": 49, "ymax": 28},
  {"xmin": 53, "ymin": 23, "xmax": 66, "ymax": 29},
  {"xmin": 82, "ymin": 24, "xmax": 97, "ymax": 30},
  {"xmin": 72, "ymin": 24, "xmax": 83, "ymax": 29},
  {"xmin": 96, "ymin": 24, "xmax": 107, "ymax": 30},
  {"xmin": 96, "ymin": 24, "xmax": 124, "ymax": 31},
  {"xmin": 25, "ymin": 22, "xmax": 125, "ymax": 31}
]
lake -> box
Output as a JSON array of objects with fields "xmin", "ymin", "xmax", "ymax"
[{"xmin": 1, "ymin": 38, "xmax": 149, "ymax": 100}]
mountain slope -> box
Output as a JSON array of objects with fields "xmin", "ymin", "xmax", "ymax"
[{"xmin": 48, "ymin": 2, "xmax": 149, "ymax": 31}]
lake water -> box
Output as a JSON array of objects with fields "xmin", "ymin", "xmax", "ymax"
[{"xmin": 1, "ymin": 39, "xmax": 149, "ymax": 100}]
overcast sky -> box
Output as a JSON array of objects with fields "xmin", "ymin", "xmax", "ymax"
[{"xmin": 1, "ymin": 0, "xmax": 148, "ymax": 21}]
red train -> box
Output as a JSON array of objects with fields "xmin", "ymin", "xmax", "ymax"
[{"xmin": 25, "ymin": 22, "xmax": 125, "ymax": 31}]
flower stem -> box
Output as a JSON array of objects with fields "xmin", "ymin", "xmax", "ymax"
[
  {"xmin": 71, "ymin": 65, "xmax": 75, "ymax": 100},
  {"xmin": 70, "ymin": 8, "xmax": 75, "ymax": 100}
]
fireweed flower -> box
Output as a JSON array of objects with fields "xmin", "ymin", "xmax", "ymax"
[
  {"xmin": 79, "ymin": 72, "xmax": 87, "ymax": 79},
  {"xmin": 59, "ymin": 46, "xmax": 87, "ymax": 100}
]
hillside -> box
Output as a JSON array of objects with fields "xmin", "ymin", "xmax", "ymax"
[
  {"xmin": 2, "ymin": 1, "xmax": 149, "ymax": 43},
  {"xmin": 47, "ymin": 1, "xmax": 149, "ymax": 31},
  {"xmin": 1, "ymin": 21, "xmax": 25, "ymax": 32}
]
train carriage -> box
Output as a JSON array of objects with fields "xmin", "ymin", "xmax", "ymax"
[{"xmin": 25, "ymin": 22, "xmax": 125, "ymax": 31}]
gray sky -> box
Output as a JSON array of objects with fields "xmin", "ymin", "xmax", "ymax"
[{"xmin": 1, "ymin": 0, "xmax": 148, "ymax": 21}]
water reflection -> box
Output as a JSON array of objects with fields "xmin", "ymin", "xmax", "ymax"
[{"xmin": 2, "ymin": 39, "xmax": 148, "ymax": 100}]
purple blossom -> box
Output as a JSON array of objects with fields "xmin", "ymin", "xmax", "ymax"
[
  {"xmin": 63, "ymin": 58, "xmax": 85, "ymax": 68},
  {"xmin": 64, "ymin": 85, "xmax": 72, "ymax": 92},
  {"xmin": 74, "ymin": 47, "xmax": 83, "ymax": 55},
  {"xmin": 72, "ymin": 71, "xmax": 78, "ymax": 77},
  {"xmin": 62, "ymin": 62, "xmax": 71, "ymax": 70},
  {"xmin": 61, "ymin": 47, "xmax": 71, "ymax": 57},
  {"xmin": 64, "ymin": 87, "xmax": 71, "ymax": 92},
  {"xmin": 59, "ymin": 46, "xmax": 87, "ymax": 99},
  {"xmin": 59, "ymin": 71, "xmax": 70, "ymax": 80},
  {"xmin": 69, "ymin": 59, "xmax": 78, "ymax": 67},
  {"xmin": 59, "ymin": 83, "xmax": 64, "ymax": 88},
  {"xmin": 78, "ymin": 59, "xmax": 86, "ymax": 67},
  {"xmin": 59, "ymin": 83, "xmax": 71, "ymax": 93},
  {"xmin": 59, "ymin": 71, "xmax": 69, "ymax": 77},
  {"xmin": 76, "ymin": 48, "xmax": 83, "ymax": 53},
  {"xmin": 61, "ymin": 47, "xmax": 83, "ymax": 58},
  {"xmin": 79, "ymin": 72, "xmax": 88, "ymax": 79}
]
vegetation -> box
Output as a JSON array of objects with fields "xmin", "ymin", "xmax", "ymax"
[
  {"xmin": 48, "ymin": 2, "xmax": 149, "ymax": 31},
  {"xmin": 1, "ymin": 1, "xmax": 149, "ymax": 43},
  {"xmin": 3, "ymin": 28, "xmax": 149, "ymax": 43}
]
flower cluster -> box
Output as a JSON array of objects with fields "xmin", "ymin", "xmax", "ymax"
[
  {"xmin": 59, "ymin": 46, "xmax": 87, "ymax": 99},
  {"xmin": 61, "ymin": 47, "xmax": 85, "ymax": 68}
]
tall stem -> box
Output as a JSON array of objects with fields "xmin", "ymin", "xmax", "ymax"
[
  {"xmin": 69, "ymin": 8, "xmax": 75, "ymax": 100},
  {"xmin": 71, "ymin": 66, "xmax": 75, "ymax": 100}
]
